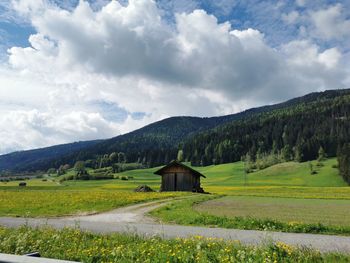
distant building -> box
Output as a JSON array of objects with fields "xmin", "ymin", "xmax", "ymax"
[{"xmin": 154, "ymin": 160, "xmax": 205, "ymax": 192}]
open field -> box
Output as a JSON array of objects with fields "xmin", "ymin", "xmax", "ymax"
[
  {"xmin": 195, "ymin": 196, "xmax": 350, "ymax": 227},
  {"xmin": 207, "ymin": 186, "xmax": 350, "ymax": 199},
  {"xmin": 0, "ymin": 190, "xmax": 185, "ymax": 217},
  {"xmin": 1, "ymin": 226, "xmax": 349, "ymax": 263},
  {"xmin": 0, "ymin": 158, "xmax": 346, "ymax": 190},
  {"xmin": 0, "ymin": 158, "xmax": 349, "ymax": 229},
  {"xmin": 151, "ymin": 195, "xmax": 350, "ymax": 235}
]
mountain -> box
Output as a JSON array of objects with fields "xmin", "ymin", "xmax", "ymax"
[
  {"xmin": 1, "ymin": 88, "xmax": 350, "ymax": 172},
  {"xmin": 184, "ymin": 89, "xmax": 350, "ymax": 166},
  {"xmin": 0, "ymin": 115, "xmax": 245, "ymax": 172},
  {"xmin": 0, "ymin": 141, "xmax": 101, "ymax": 172}
]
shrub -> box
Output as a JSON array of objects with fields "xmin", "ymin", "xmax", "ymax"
[{"xmin": 316, "ymin": 162, "xmax": 324, "ymax": 167}]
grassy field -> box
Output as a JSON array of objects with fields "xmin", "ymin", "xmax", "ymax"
[
  {"xmin": 197, "ymin": 158, "xmax": 346, "ymax": 189},
  {"xmin": 0, "ymin": 158, "xmax": 346, "ymax": 191},
  {"xmin": 148, "ymin": 159, "xmax": 350, "ymax": 234},
  {"xmin": 151, "ymin": 195, "xmax": 350, "ymax": 235},
  {"xmin": 0, "ymin": 157, "xmax": 349, "ymax": 223},
  {"xmin": 0, "ymin": 226, "xmax": 348, "ymax": 263},
  {"xmin": 195, "ymin": 196, "xmax": 350, "ymax": 227},
  {"xmin": 0, "ymin": 168, "xmax": 179, "ymax": 217},
  {"xmin": 0, "ymin": 190, "xmax": 186, "ymax": 217},
  {"xmin": 0, "ymin": 158, "xmax": 350, "ymax": 261}
]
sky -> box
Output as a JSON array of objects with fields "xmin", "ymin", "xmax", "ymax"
[{"xmin": 0, "ymin": 0, "xmax": 349, "ymax": 154}]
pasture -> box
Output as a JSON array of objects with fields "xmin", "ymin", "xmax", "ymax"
[
  {"xmin": 0, "ymin": 157, "xmax": 349, "ymax": 230},
  {"xmin": 1, "ymin": 158, "xmax": 350, "ymax": 262},
  {"xmin": 195, "ymin": 196, "xmax": 350, "ymax": 227},
  {"xmin": 0, "ymin": 190, "xmax": 185, "ymax": 217}
]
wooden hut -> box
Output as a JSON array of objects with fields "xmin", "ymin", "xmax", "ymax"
[{"xmin": 154, "ymin": 160, "xmax": 205, "ymax": 192}]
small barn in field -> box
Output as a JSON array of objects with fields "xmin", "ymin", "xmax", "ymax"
[{"xmin": 154, "ymin": 160, "xmax": 206, "ymax": 192}]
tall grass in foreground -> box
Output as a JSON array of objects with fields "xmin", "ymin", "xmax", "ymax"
[{"xmin": 0, "ymin": 226, "xmax": 348, "ymax": 263}]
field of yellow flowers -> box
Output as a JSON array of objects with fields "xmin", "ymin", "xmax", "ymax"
[
  {"xmin": 0, "ymin": 190, "xmax": 186, "ymax": 217},
  {"xmin": 0, "ymin": 226, "xmax": 348, "ymax": 263}
]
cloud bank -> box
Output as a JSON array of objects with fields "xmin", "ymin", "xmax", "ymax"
[{"xmin": 0, "ymin": 0, "xmax": 349, "ymax": 154}]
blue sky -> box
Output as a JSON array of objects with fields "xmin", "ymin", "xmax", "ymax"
[{"xmin": 0, "ymin": 0, "xmax": 349, "ymax": 154}]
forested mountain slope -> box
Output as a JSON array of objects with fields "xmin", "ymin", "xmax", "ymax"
[
  {"xmin": 0, "ymin": 116, "xmax": 242, "ymax": 172},
  {"xmin": 184, "ymin": 89, "xmax": 350, "ymax": 165},
  {"xmin": 1, "ymin": 88, "xmax": 350, "ymax": 172},
  {"xmin": 0, "ymin": 141, "xmax": 101, "ymax": 172}
]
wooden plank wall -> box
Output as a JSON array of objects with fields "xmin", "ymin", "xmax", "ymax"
[{"xmin": 160, "ymin": 164, "xmax": 200, "ymax": 191}]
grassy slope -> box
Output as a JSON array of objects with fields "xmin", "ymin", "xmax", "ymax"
[{"xmin": 197, "ymin": 158, "xmax": 346, "ymax": 188}]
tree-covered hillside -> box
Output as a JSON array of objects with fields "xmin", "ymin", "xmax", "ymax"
[
  {"xmin": 1, "ymin": 88, "xmax": 350, "ymax": 173},
  {"xmin": 0, "ymin": 115, "xmax": 242, "ymax": 172},
  {"xmin": 184, "ymin": 90, "xmax": 350, "ymax": 166},
  {"xmin": 0, "ymin": 141, "xmax": 101, "ymax": 173},
  {"xmin": 338, "ymin": 143, "xmax": 350, "ymax": 184}
]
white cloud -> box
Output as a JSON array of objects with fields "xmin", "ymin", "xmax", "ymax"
[
  {"xmin": 281, "ymin": 40, "xmax": 346, "ymax": 91},
  {"xmin": 310, "ymin": 4, "xmax": 350, "ymax": 41},
  {"xmin": 0, "ymin": 0, "xmax": 349, "ymax": 154},
  {"xmin": 0, "ymin": 109, "xmax": 120, "ymax": 153}
]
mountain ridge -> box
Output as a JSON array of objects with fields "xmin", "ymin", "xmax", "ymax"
[{"xmin": 1, "ymin": 88, "xmax": 349, "ymax": 172}]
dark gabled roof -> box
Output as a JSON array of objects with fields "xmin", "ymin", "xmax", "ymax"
[{"xmin": 154, "ymin": 160, "xmax": 206, "ymax": 178}]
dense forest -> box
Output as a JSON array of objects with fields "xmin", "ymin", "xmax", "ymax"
[
  {"xmin": 184, "ymin": 91, "xmax": 350, "ymax": 166},
  {"xmin": 338, "ymin": 144, "xmax": 350, "ymax": 184},
  {"xmin": 1, "ymin": 89, "xmax": 350, "ymax": 179}
]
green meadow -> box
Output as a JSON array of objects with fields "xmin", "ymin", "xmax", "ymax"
[
  {"xmin": 0, "ymin": 157, "xmax": 349, "ymax": 231},
  {"xmin": 195, "ymin": 196, "xmax": 350, "ymax": 227},
  {"xmin": 1, "ymin": 157, "xmax": 350, "ymax": 263}
]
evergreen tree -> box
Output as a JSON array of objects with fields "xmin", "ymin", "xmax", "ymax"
[
  {"xmin": 177, "ymin": 150, "xmax": 184, "ymax": 162},
  {"xmin": 282, "ymin": 145, "xmax": 293, "ymax": 162},
  {"xmin": 318, "ymin": 146, "xmax": 326, "ymax": 162}
]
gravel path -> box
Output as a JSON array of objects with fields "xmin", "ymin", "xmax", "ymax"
[
  {"xmin": 66, "ymin": 198, "xmax": 172, "ymax": 224},
  {"xmin": 1, "ymin": 199, "xmax": 350, "ymax": 254}
]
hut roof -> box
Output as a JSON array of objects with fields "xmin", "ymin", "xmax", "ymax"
[{"xmin": 154, "ymin": 160, "xmax": 206, "ymax": 178}]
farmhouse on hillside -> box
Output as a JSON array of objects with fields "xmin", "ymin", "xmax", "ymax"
[{"xmin": 154, "ymin": 160, "xmax": 205, "ymax": 192}]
